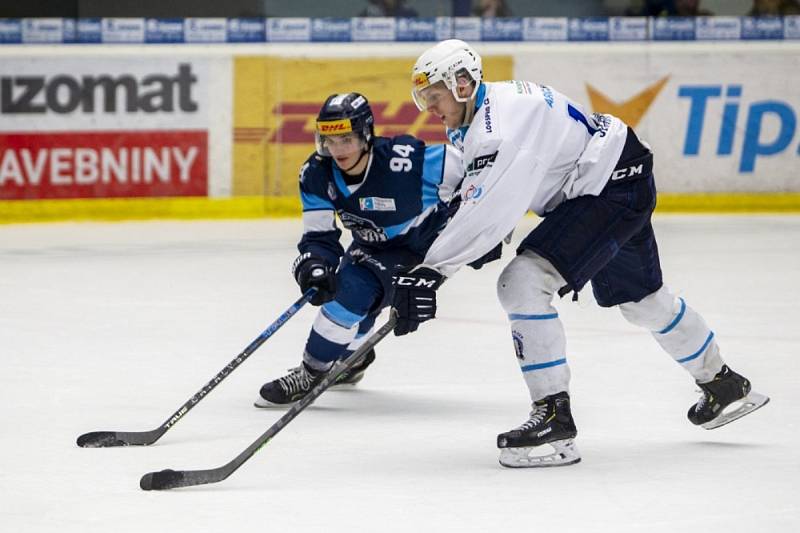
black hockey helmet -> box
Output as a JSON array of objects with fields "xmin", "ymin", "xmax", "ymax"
[{"xmin": 315, "ymin": 93, "xmax": 375, "ymax": 157}]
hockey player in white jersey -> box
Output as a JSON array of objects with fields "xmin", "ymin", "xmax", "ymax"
[{"xmin": 391, "ymin": 39, "xmax": 769, "ymax": 467}]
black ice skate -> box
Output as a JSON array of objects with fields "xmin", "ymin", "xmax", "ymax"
[
  {"xmin": 688, "ymin": 365, "xmax": 769, "ymax": 430},
  {"xmin": 255, "ymin": 362, "xmax": 325, "ymax": 408},
  {"xmin": 331, "ymin": 349, "xmax": 376, "ymax": 388},
  {"xmin": 497, "ymin": 391, "xmax": 581, "ymax": 468}
]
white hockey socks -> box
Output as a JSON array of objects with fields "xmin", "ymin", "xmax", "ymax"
[
  {"xmin": 498, "ymin": 251, "xmax": 571, "ymax": 399},
  {"xmin": 619, "ymin": 286, "xmax": 724, "ymax": 383}
]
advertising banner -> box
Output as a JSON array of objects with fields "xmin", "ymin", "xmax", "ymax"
[
  {"xmin": 514, "ymin": 45, "xmax": 800, "ymax": 192},
  {"xmin": 0, "ymin": 57, "xmax": 212, "ymax": 199},
  {"xmin": 232, "ymin": 55, "xmax": 512, "ymax": 196},
  {"xmin": 0, "ymin": 131, "xmax": 206, "ymax": 199}
]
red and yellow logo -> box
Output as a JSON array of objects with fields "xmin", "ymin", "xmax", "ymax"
[
  {"xmin": 316, "ymin": 119, "xmax": 353, "ymax": 135},
  {"xmin": 413, "ymin": 72, "xmax": 430, "ymax": 89},
  {"xmin": 232, "ymin": 54, "xmax": 512, "ymax": 196},
  {"xmin": 249, "ymin": 102, "xmax": 447, "ymax": 144}
]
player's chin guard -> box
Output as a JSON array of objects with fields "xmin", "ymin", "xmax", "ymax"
[
  {"xmin": 411, "ymin": 39, "xmax": 483, "ymax": 112},
  {"xmin": 315, "ymin": 92, "xmax": 375, "ymax": 160}
]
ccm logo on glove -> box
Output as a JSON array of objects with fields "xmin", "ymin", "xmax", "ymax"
[{"xmin": 393, "ymin": 275, "xmax": 441, "ymax": 288}]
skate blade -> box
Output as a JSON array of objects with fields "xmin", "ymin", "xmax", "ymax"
[
  {"xmin": 253, "ymin": 397, "xmax": 293, "ymax": 409},
  {"xmin": 328, "ymin": 382, "xmax": 359, "ymax": 390},
  {"xmin": 498, "ymin": 439, "xmax": 581, "ymax": 468},
  {"xmin": 701, "ymin": 391, "xmax": 770, "ymax": 430}
]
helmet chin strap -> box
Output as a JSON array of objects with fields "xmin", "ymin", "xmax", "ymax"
[
  {"xmin": 341, "ymin": 146, "xmax": 370, "ymax": 174},
  {"xmin": 455, "ymin": 81, "xmax": 479, "ymax": 127},
  {"xmin": 460, "ymin": 96, "xmax": 477, "ymax": 127}
]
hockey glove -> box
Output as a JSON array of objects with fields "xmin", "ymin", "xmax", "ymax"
[
  {"xmin": 292, "ymin": 253, "xmax": 336, "ymax": 306},
  {"xmin": 391, "ymin": 266, "xmax": 445, "ymax": 336}
]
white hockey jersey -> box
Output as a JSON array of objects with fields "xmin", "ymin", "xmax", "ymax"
[{"xmin": 422, "ymin": 81, "xmax": 629, "ymax": 277}]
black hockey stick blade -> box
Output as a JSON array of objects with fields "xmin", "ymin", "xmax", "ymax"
[
  {"xmin": 140, "ymin": 470, "xmax": 186, "ymax": 491},
  {"xmin": 77, "ymin": 291, "xmax": 313, "ymax": 448},
  {"xmin": 77, "ymin": 430, "xmax": 163, "ymax": 448},
  {"xmin": 139, "ymin": 310, "xmax": 397, "ymax": 490}
]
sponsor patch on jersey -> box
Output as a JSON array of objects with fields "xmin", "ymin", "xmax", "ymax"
[
  {"xmin": 359, "ymin": 197, "xmax": 396, "ymax": 211},
  {"xmin": 463, "ymin": 184, "xmax": 483, "ymax": 201},
  {"xmin": 483, "ymin": 104, "xmax": 493, "ymax": 133},
  {"xmin": 540, "ymin": 85, "xmax": 554, "ymax": 108},
  {"xmin": 514, "ymin": 80, "xmax": 535, "ymax": 96},
  {"xmin": 466, "ymin": 151, "xmax": 497, "ymax": 176}
]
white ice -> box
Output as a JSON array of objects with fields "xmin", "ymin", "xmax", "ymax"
[{"xmin": 1, "ymin": 215, "xmax": 798, "ymax": 533}]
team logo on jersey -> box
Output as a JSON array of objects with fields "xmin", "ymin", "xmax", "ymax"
[
  {"xmin": 447, "ymin": 128, "xmax": 465, "ymax": 152},
  {"xmin": 466, "ymin": 151, "xmax": 497, "ymax": 176},
  {"xmin": 359, "ymin": 197, "xmax": 396, "ymax": 212},
  {"xmin": 512, "ymin": 331, "xmax": 524, "ymax": 360},
  {"xmin": 327, "ymin": 182, "xmax": 337, "ymax": 201},
  {"xmin": 338, "ymin": 211, "xmax": 387, "ymax": 243}
]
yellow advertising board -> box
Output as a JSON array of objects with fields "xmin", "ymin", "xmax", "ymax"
[{"xmin": 232, "ymin": 55, "xmax": 513, "ymax": 198}]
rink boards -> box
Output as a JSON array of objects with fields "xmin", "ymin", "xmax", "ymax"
[{"xmin": 1, "ymin": 41, "xmax": 799, "ymax": 221}]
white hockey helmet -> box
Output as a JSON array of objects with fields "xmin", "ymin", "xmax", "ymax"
[{"xmin": 411, "ymin": 39, "xmax": 483, "ymax": 111}]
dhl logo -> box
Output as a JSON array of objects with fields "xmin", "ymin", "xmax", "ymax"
[
  {"xmin": 234, "ymin": 102, "xmax": 448, "ymax": 144},
  {"xmin": 413, "ymin": 72, "xmax": 430, "ymax": 89},
  {"xmin": 317, "ymin": 119, "xmax": 352, "ymax": 134},
  {"xmin": 233, "ymin": 78, "xmax": 670, "ymax": 146}
]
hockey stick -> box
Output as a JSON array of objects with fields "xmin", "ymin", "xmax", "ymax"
[
  {"xmin": 76, "ymin": 289, "xmax": 316, "ymax": 448},
  {"xmin": 139, "ymin": 309, "xmax": 397, "ymax": 490}
]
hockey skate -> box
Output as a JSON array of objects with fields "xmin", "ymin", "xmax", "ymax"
[
  {"xmin": 254, "ymin": 362, "xmax": 325, "ymax": 408},
  {"xmin": 497, "ymin": 391, "xmax": 581, "ymax": 468},
  {"xmin": 688, "ymin": 365, "xmax": 769, "ymax": 430},
  {"xmin": 331, "ymin": 349, "xmax": 376, "ymax": 389}
]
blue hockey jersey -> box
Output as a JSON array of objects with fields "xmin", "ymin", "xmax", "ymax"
[{"xmin": 297, "ymin": 135, "xmax": 463, "ymax": 266}]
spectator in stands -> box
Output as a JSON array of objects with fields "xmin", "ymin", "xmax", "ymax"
[
  {"xmin": 748, "ymin": 0, "xmax": 800, "ymax": 15},
  {"xmin": 360, "ymin": 0, "xmax": 419, "ymax": 17},
  {"xmin": 630, "ymin": 0, "xmax": 713, "ymax": 16},
  {"xmin": 473, "ymin": 0, "xmax": 513, "ymax": 17}
]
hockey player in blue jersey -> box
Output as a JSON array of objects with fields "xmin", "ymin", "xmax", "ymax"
[
  {"xmin": 255, "ymin": 92, "xmax": 467, "ymax": 407},
  {"xmin": 391, "ymin": 40, "xmax": 770, "ymax": 467}
]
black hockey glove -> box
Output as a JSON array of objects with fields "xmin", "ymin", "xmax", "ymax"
[
  {"xmin": 292, "ymin": 253, "xmax": 336, "ymax": 306},
  {"xmin": 391, "ymin": 267, "xmax": 445, "ymax": 336},
  {"xmin": 467, "ymin": 242, "xmax": 503, "ymax": 270}
]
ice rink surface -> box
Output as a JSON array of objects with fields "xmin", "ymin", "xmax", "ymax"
[{"xmin": 1, "ymin": 215, "xmax": 798, "ymax": 533}]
